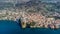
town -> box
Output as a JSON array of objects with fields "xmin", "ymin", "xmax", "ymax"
[
  {"xmin": 20, "ymin": 11, "xmax": 60, "ymax": 29},
  {"xmin": 0, "ymin": 0, "xmax": 60, "ymax": 29},
  {"xmin": 0, "ymin": 8, "xmax": 60, "ymax": 29}
]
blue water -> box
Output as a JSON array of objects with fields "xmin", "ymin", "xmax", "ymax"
[{"xmin": 0, "ymin": 20, "xmax": 60, "ymax": 34}]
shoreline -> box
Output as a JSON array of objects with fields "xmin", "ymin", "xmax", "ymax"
[{"xmin": 0, "ymin": 20, "xmax": 60, "ymax": 30}]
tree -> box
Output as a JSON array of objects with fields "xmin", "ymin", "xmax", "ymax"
[{"xmin": 30, "ymin": 21, "xmax": 36, "ymax": 26}]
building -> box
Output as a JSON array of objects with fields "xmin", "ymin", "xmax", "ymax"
[{"xmin": 55, "ymin": 19, "xmax": 60, "ymax": 28}]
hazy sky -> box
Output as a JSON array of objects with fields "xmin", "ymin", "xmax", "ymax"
[
  {"xmin": 22, "ymin": 0, "xmax": 30, "ymax": 2},
  {"xmin": 0, "ymin": 0, "xmax": 30, "ymax": 2},
  {"xmin": 0, "ymin": 0, "xmax": 60, "ymax": 2},
  {"xmin": 18, "ymin": 0, "xmax": 60, "ymax": 2}
]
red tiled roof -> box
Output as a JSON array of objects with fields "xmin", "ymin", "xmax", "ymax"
[{"xmin": 55, "ymin": 19, "xmax": 60, "ymax": 23}]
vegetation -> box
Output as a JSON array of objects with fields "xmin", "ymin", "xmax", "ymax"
[{"xmin": 30, "ymin": 21, "xmax": 36, "ymax": 26}]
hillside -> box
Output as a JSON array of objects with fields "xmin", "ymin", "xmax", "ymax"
[
  {"xmin": 0, "ymin": 0, "xmax": 60, "ymax": 19},
  {"xmin": 15, "ymin": 0, "xmax": 60, "ymax": 17}
]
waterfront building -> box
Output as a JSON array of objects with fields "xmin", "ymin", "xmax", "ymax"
[
  {"xmin": 55, "ymin": 19, "xmax": 60, "ymax": 28},
  {"xmin": 46, "ymin": 17, "xmax": 55, "ymax": 24}
]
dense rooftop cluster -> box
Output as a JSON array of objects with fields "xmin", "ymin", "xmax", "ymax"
[
  {"xmin": 0, "ymin": 0, "xmax": 60, "ymax": 29},
  {"xmin": 20, "ymin": 12, "xmax": 60, "ymax": 29}
]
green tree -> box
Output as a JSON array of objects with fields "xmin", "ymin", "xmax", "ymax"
[{"xmin": 30, "ymin": 21, "xmax": 36, "ymax": 26}]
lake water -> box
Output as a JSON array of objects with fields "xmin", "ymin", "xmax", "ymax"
[{"xmin": 0, "ymin": 20, "xmax": 60, "ymax": 34}]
